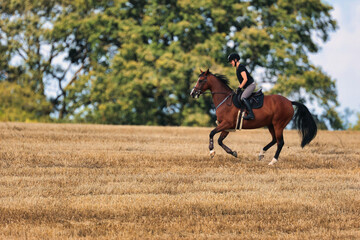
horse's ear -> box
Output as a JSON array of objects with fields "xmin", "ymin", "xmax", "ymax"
[
  {"xmin": 200, "ymin": 69, "xmax": 203, "ymax": 73},
  {"xmin": 205, "ymin": 69, "xmax": 209, "ymax": 75}
]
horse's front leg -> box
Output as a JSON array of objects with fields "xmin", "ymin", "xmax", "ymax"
[
  {"xmin": 209, "ymin": 123, "xmax": 232, "ymax": 158},
  {"xmin": 209, "ymin": 128, "xmax": 217, "ymax": 158},
  {"xmin": 218, "ymin": 131, "xmax": 237, "ymax": 158}
]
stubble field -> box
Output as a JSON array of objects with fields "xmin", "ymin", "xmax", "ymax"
[{"xmin": 0, "ymin": 122, "xmax": 359, "ymax": 239}]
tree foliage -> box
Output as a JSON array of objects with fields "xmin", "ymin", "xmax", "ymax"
[
  {"xmin": 350, "ymin": 113, "xmax": 360, "ymax": 131},
  {"xmin": 0, "ymin": 0, "xmax": 344, "ymax": 129}
]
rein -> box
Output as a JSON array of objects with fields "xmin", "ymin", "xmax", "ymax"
[{"xmin": 215, "ymin": 92, "xmax": 233, "ymax": 111}]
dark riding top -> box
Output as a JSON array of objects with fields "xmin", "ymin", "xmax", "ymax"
[{"xmin": 236, "ymin": 64, "xmax": 254, "ymax": 88}]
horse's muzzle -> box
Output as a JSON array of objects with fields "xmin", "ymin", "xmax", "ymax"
[{"xmin": 190, "ymin": 88, "xmax": 201, "ymax": 98}]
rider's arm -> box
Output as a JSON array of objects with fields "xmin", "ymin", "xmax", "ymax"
[{"xmin": 239, "ymin": 71, "xmax": 247, "ymax": 88}]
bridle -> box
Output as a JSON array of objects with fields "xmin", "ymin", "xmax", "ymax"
[
  {"xmin": 191, "ymin": 74, "xmax": 234, "ymax": 110},
  {"xmin": 191, "ymin": 74, "xmax": 208, "ymax": 96}
]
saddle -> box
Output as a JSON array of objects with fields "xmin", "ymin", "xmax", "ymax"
[{"xmin": 232, "ymin": 89, "xmax": 264, "ymax": 109}]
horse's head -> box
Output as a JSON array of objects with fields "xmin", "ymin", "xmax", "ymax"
[{"xmin": 190, "ymin": 69, "xmax": 211, "ymax": 98}]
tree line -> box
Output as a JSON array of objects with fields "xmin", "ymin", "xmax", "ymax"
[{"xmin": 0, "ymin": 0, "xmax": 356, "ymax": 129}]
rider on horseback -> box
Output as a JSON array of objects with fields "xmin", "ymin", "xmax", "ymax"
[{"xmin": 228, "ymin": 53, "xmax": 256, "ymax": 120}]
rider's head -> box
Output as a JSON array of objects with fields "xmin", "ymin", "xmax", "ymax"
[{"xmin": 228, "ymin": 53, "xmax": 240, "ymax": 67}]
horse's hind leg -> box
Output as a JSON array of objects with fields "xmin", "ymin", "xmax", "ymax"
[
  {"xmin": 259, "ymin": 124, "xmax": 277, "ymax": 160},
  {"xmin": 218, "ymin": 131, "xmax": 237, "ymax": 158},
  {"xmin": 268, "ymin": 128, "xmax": 285, "ymax": 165}
]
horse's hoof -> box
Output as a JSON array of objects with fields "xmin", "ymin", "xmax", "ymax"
[
  {"xmin": 258, "ymin": 149, "xmax": 266, "ymax": 161},
  {"xmin": 268, "ymin": 158, "xmax": 278, "ymax": 165},
  {"xmin": 232, "ymin": 151, "xmax": 238, "ymax": 158},
  {"xmin": 210, "ymin": 150, "xmax": 216, "ymax": 158}
]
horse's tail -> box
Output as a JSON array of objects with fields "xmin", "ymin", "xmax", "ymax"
[{"xmin": 291, "ymin": 101, "xmax": 317, "ymax": 148}]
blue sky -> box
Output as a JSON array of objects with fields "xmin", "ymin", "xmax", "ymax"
[{"xmin": 310, "ymin": 0, "xmax": 360, "ymax": 124}]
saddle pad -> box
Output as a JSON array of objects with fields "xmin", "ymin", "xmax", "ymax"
[
  {"xmin": 232, "ymin": 90, "xmax": 264, "ymax": 109},
  {"xmin": 249, "ymin": 92, "xmax": 264, "ymax": 109}
]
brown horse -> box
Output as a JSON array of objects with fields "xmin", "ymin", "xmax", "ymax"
[{"xmin": 190, "ymin": 69, "xmax": 317, "ymax": 165}]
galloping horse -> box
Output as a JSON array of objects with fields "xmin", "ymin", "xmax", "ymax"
[{"xmin": 190, "ymin": 69, "xmax": 317, "ymax": 165}]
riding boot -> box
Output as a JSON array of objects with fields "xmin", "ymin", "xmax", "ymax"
[
  {"xmin": 236, "ymin": 88, "xmax": 242, "ymax": 104},
  {"xmin": 242, "ymin": 98, "xmax": 255, "ymax": 120}
]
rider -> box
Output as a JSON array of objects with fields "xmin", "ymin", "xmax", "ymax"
[{"xmin": 228, "ymin": 53, "xmax": 256, "ymax": 120}]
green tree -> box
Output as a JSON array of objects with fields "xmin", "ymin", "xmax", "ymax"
[
  {"xmin": 66, "ymin": 0, "xmax": 341, "ymax": 128},
  {"xmin": 0, "ymin": 0, "xmax": 55, "ymax": 121},
  {"xmin": 0, "ymin": 0, "xmax": 114, "ymax": 121},
  {"xmin": 1, "ymin": 0, "xmax": 342, "ymax": 129},
  {"xmin": 64, "ymin": 0, "xmax": 221, "ymax": 125},
  {"xmin": 0, "ymin": 81, "xmax": 51, "ymax": 122}
]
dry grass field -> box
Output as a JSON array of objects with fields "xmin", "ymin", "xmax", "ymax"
[{"xmin": 0, "ymin": 122, "xmax": 359, "ymax": 239}]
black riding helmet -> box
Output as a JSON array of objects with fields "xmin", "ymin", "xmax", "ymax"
[{"xmin": 227, "ymin": 53, "xmax": 240, "ymax": 62}]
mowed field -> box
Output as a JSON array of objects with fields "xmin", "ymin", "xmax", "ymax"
[{"xmin": 0, "ymin": 122, "xmax": 359, "ymax": 239}]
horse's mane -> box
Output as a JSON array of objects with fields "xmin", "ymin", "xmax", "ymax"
[
  {"xmin": 213, "ymin": 73, "xmax": 230, "ymax": 86},
  {"xmin": 202, "ymin": 71, "xmax": 232, "ymax": 90}
]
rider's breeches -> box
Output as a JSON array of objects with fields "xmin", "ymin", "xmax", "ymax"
[{"xmin": 241, "ymin": 83, "xmax": 256, "ymax": 100}]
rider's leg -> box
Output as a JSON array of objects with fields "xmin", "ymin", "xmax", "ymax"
[
  {"xmin": 242, "ymin": 98, "xmax": 254, "ymax": 120},
  {"xmin": 241, "ymin": 83, "xmax": 256, "ymax": 120}
]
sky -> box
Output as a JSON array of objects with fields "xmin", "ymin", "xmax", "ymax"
[{"xmin": 309, "ymin": 0, "xmax": 360, "ymax": 124}]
